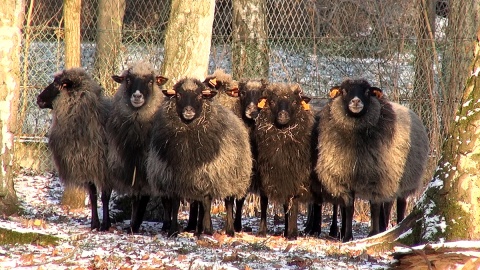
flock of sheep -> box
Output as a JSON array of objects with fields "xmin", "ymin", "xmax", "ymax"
[{"xmin": 36, "ymin": 61, "xmax": 429, "ymax": 243}]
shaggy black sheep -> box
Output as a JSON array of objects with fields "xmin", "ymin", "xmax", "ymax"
[
  {"xmin": 146, "ymin": 77, "xmax": 252, "ymax": 237},
  {"xmin": 106, "ymin": 61, "xmax": 168, "ymax": 233},
  {"xmin": 314, "ymin": 79, "xmax": 429, "ymax": 242},
  {"xmin": 254, "ymin": 82, "xmax": 315, "ymax": 240},
  {"xmin": 36, "ymin": 68, "xmax": 112, "ymax": 231}
]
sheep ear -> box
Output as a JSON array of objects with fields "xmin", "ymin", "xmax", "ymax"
[
  {"xmin": 112, "ymin": 75, "xmax": 124, "ymax": 84},
  {"xmin": 226, "ymin": 86, "xmax": 239, "ymax": 97},
  {"xmin": 202, "ymin": 89, "xmax": 217, "ymax": 99},
  {"xmin": 329, "ymin": 86, "xmax": 341, "ymax": 99},
  {"xmin": 257, "ymin": 98, "xmax": 267, "ymax": 109},
  {"xmin": 370, "ymin": 87, "xmax": 383, "ymax": 99},
  {"xmin": 60, "ymin": 79, "xmax": 74, "ymax": 89},
  {"xmin": 301, "ymin": 95, "xmax": 311, "ymax": 111},
  {"xmin": 156, "ymin": 76, "xmax": 168, "ymax": 86},
  {"xmin": 162, "ymin": 89, "xmax": 176, "ymax": 97}
]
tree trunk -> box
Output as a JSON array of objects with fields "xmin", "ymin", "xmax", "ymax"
[
  {"xmin": 62, "ymin": 0, "xmax": 85, "ymax": 209},
  {"xmin": 161, "ymin": 0, "xmax": 215, "ymax": 88},
  {"xmin": 64, "ymin": 0, "xmax": 82, "ymax": 68},
  {"xmin": 232, "ymin": 0, "xmax": 269, "ymax": 79},
  {"xmin": 0, "ymin": 0, "xmax": 22, "ymax": 215},
  {"xmin": 353, "ymin": 27, "xmax": 480, "ymax": 252},
  {"xmin": 93, "ymin": 0, "xmax": 126, "ymax": 95}
]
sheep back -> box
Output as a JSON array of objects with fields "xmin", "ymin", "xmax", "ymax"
[
  {"xmin": 47, "ymin": 68, "xmax": 111, "ymax": 190},
  {"xmin": 147, "ymin": 95, "xmax": 252, "ymax": 200},
  {"xmin": 254, "ymin": 83, "xmax": 315, "ymax": 203},
  {"xmin": 107, "ymin": 61, "xmax": 165, "ymax": 195}
]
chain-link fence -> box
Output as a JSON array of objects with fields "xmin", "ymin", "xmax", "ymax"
[{"xmin": 15, "ymin": 0, "xmax": 475, "ymax": 217}]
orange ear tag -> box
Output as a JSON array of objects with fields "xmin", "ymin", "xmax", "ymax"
[
  {"xmin": 373, "ymin": 89, "xmax": 383, "ymax": 99},
  {"xmin": 167, "ymin": 89, "xmax": 176, "ymax": 95},
  {"xmin": 329, "ymin": 89, "xmax": 340, "ymax": 99},
  {"xmin": 258, "ymin": 98, "xmax": 267, "ymax": 109},
  {"xmin": 209, "ymin": 78, "xmax": 217, "ymax": 88},
  {"xmin": 301, "ymin": 100, "xmax": 310, "ymax": 111}
]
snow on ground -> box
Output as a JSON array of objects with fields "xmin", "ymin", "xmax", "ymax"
[{"xmin": 0, "ymin": 170, "xmax": 396, "ymax": 269}]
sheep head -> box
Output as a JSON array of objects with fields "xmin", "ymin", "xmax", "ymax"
[
  {"xmin": 112, "ymin": 68, "xmax": 168, "ymax": 109},
  {"xmin": 162, "ymin": 78, "xmax": 217, "ymax": 122},
  {"xmin": 238, "ymin": 78, "xmax": 268, "ymax": 120},
  {"xmin": 204, "ymin": 69, "xmax": 239, "ymax": 97},
  {"xmin": 329, "ymin": 79, "xmax": 383, "ymax": 117},
  {"xmin": 37, "ymin": 68, "xmax": 90, "ymax": 109},
  {"xmin": 258, "ymin": 83, "xmax": 311, "ymax": 127}
]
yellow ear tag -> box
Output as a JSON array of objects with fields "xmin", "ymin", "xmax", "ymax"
[
  {"xmin": 301, "ymin": 100, "xmax": 310, "ymax": 111},
  {"xmin": 209, "ymin": 78, "xmax": 217, "ymax": 88},
  {"xmin": 329, "ymin": 89, "xmax": 340, "ymax": 99},
  {"xmin": 258, "ymin": 98, "xmax": 266, "ymax": 109}
]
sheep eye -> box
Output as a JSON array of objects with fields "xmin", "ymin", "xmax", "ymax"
[
  {"xmin": 292, "ymin": 100, "xmax": 298, "ymax": 105},
  {"xmin": 240, "ymin": 91, "xmax": 246, "ymax": 97},
  {"xmin": 269, "ymin": 100, "xmax": 276, "ymax": 106},
  {"xmin": 148, "ymin": 80, "xmax": 153, "ymax": 85},
  {"xmin": 126, "ymin": 78, "xmax": 131, "ymax": 84},
  {"xmin": 176, "ymin": 93, "xmax": 181, "ymax": 99}
]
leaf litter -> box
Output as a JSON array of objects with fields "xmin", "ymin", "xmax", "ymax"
[{"xmin": 0, "ymin": 170, "xmax": 395, "ymax": 269}]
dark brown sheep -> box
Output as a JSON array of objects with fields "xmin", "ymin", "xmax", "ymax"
[{"xmin": 36, "ymin": 68, "xmax": 112, "ymax": 231}]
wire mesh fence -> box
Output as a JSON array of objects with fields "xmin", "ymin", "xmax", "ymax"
[{"xmin": 15, "ymin": 0, "xmax": 475, "ymax": 219}]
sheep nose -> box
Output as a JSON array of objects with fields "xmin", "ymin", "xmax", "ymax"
[
  {"xmin": 276, "ymin": 110, "xmax": 290, "ymax": 125},
  {"xmin": 133, "ymin": 92, "xmax": 143, "ymax": 99},
  {"xmin": 182, "ymin": 106, "xmax": 196, "ymax": 120},
  {"xmin": 245, "ymin": 103, "xmax": 259, "ymax": 119}
]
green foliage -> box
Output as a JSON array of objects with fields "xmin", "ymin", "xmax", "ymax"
[{"xmin": 0, "ymin": 227, "xmax": 59, "ymax": 246}]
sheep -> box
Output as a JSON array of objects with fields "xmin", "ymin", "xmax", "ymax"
[
  {"xmin": 106, "ymin": 61, "xmax": 168, "ymax": 233},
  {"xmin": 253, "ymin": 82, "xmax": 315, "ymax": 240},
  {"xmin": 146, "ymin": 77, "xmax": 252, "ymax": 237},
  {"xmin": 183, "ymin": 69, "xmax": 242, "ymax": 233},
  {"xmin": 314, "ymin": 78, "xmax": 429, "ymax": 242},
  {"xmin": 36, "ymin": 67, "xmax": 112, "ymax": 231}
]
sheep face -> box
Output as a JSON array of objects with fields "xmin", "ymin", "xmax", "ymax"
[
  {"xmin": 37, "ymin": 82, "xmax": 59, "ymax": 109},
  {"xmin": 329, "ymin": 79, "xmax": 383, "ymax": 117},
  {"xmin": 162, "ymin": 78, "xmax": 217, "ymax": 122},
  {"xmin": 112, "ymin": 71, "xmax": 167, "ymax": 109},
  {"xmin": 239, "ymin": 79, "xmax": 266, "ymax": 120},
  {"xmin": 259, "ymin": 83, "xmax": 311, "ymax": 127}
]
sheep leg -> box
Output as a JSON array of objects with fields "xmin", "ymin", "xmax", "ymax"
[
  {"xmin": 234, "ymin": 197, "xmax": 245, "ymax": 232},
  {"xmin": 303, "ymin": 203, "xmax": 314, "ymax": 235},
  {"xmin": 329, "ymin": 204, "xmax": 339, "ymax": 238},
  {"xmin": 185, "ymin": 200, "xmax": 200, "ymax": 232},
  {"xmin": 161, "ymin": 196, "xmax": 172, "ymax": 232},
  {"xmin": 284, "ymin": 199, "xmax": 299, "ymax": 240},
  {"xmin": 100, "ymin": 188, "xmax": 112, "ymax": 231},
  {"xmin": 197, "ymin": 202, "xmax": 205, "ymax": 234},
  {"xmin": 130, "ymin": 195, "xmax": 150, "ymax": 233},
  {"xmin": 224, "ymin": 197, "xmax": 235, "ymax": 237},
  {"xmin": 304, "ymin": 202, "xmax": 322, "ymax": 236},
  {"xmin": 341, "ymin": 202, "xmax": 354, "ymax": 242},
  {"xmin": 258, "ymin": 194, "xmax": 268, "ymax": 237},
  {"xmin": 380, "ymin": 200, "xmax": 394, "ymax": 232},
  {"xmin": 87, "ymin": 182, "xmax": 100, "ymax": 230},
  {"xmin": 168, "ymin": 197, "xmax": 181, "ymax": 237},
  {"xmin": 198, "ymin": 195, "xmax": 213, "ymax": 236},
  {"xmin": 396, "ymin": 197, "xmax": 407, "ymax": 223},
  {"xmin": 368, "ymin": 201, "xmax": 382, "ymax": 237}
]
